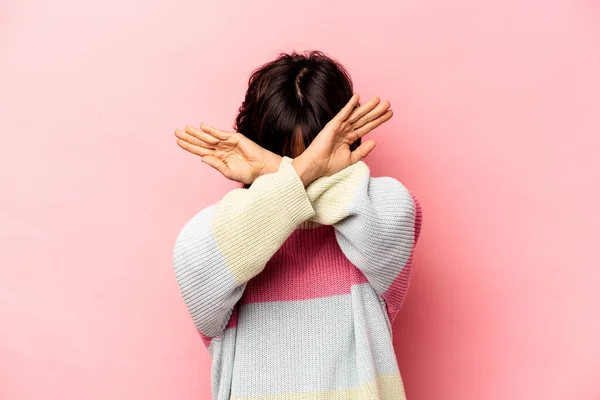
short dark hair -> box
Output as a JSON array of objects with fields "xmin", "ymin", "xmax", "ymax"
[{"xmin": 234, "ymin": 50, "xmax": 360, "ymax": 188}]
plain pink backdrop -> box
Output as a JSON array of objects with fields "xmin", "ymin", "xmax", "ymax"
[{"xmin": 1, "ymin": 0, "xmax": 599, "ymax": 399}]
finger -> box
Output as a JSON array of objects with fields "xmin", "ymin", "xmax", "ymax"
[
  {"xmin": 201, "ymin": 155, "xmax": 228, "ymax": 177},
  {"xmin": 175, "ymin": 129, "xmax": 215, "ymax": 149},
  {"xmin": 352, "ymin": 100, "xmax": 391, "ymax": 129},
  {"xmin": 176, "ymin": 138, "xmax": 214, "ymax": 156},
  {"xmin": 347, "ymin": 97, "xmax": 380, "ymax": 124},
  {"xmin": 350, "ymin": 139, "xmax": 377, "ymax": 164},
  {"xmin": 200, "ymin": 123, "xmax": 230, "ymax": 141},
  {"xmin": 353, "ymin": 110, "xmax": 393, "ymax": 138},
  {"xmin": 334, "ymin": 93, "xmax": 360, "ymax": 122},
  {"xmin": 185, "ymin": 125, "xmax": 220, "ymax": 145}
]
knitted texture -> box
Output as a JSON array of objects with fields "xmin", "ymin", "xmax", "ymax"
[{"xmin": 173, "ymin": 156, "xmax": 422, "ymax": 400}]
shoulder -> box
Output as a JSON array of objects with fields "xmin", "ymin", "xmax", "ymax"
[
  {"xmin": 366, "ymin": 173, "xmax": 414, "ymax": 203},
  {"xmin": 176, "ymin": 200, "xmax": 220, "ymax": 237}
]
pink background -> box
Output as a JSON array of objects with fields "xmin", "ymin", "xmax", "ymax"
[{"xmin": 1, "ymin": 0, "xmax": 599, "ymax": 399}]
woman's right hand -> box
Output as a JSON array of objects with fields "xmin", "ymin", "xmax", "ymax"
[
  {"xmin": 292, "ymin": 94, "xmax": 393, "ymax": 186},
  {"xmin": 175, "ymin": 124, "xmax": 282, "ymax": 185}
]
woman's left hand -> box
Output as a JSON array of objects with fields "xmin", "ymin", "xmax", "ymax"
[{"xmin": 175, "ymin": 124, "xmax": 282, "ymax": 185}]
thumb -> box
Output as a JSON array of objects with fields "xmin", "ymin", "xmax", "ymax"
[
  {"xmin": 350, "ymin": 140, "xmax": 376, "ymax": 164},
  {"xmin": 202, "ymin": 155, "xmax": 228, "ymax": 177}
]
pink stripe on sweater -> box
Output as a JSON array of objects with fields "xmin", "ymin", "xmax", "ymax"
[
  {"xmin": 240, "ymin": 225, "xmax": 369, "ymax": 304},
  {"xmin": 222, "ymin": 225, "xmax": 368, "ymax": 332}
]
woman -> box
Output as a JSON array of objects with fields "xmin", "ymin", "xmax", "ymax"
[{"xmin": 173, "ymin": 51, "xmax": 422, "ymax": 400}]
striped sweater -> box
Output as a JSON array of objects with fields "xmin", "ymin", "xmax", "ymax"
[{"xmin": 173, "ymin": 155, "xmax": 422, "ymax": 400}]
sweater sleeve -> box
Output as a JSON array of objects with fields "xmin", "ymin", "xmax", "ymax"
[
  {"xmin": 173, "ymin": 159, "xmax": 316, "ymax": 347},
  {"xmin": 279, "ymin": 156, "xmax": 422, "ymax": 317}
]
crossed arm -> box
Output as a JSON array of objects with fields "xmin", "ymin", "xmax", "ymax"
[{"xmin": 172, "ymin": 94, "xmax": 422, "ymax": 348}]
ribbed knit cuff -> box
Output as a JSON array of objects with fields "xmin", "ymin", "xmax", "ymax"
[
  {"xmin": 279, "ymin": 155, "xmax": 294, "ymax": 169},
  {"xmin": 270, "ymin": 160, "xmax": 315, "ymax": 225}
]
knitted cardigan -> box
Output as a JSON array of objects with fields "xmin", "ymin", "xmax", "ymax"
[{"xmin": 173, "ymin": 155, "xmax": 422, "ymax": 399}]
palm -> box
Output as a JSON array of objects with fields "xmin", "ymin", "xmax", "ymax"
[
  {"xmin": 216, "ymin": 153, "xmax": 254, "ymax": 184},
  {"xmin": 302, "ymin": 94, "xmax": 394, "ymax": 177},
  {"xmin": 175, "ymin": 124, "xmax": 275, "ymax": 185},
  {"xmin": 213, "ymin": 137, "xmax": 265, "ymax": 183},
  {"xmin": 308, "ymin": 121, "xmax": 358, "ymax": 175}
]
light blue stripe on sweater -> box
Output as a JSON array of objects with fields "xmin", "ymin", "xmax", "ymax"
[
  {"xmin": 207, "ymin": 283, "xmax": 399, "ymax": 398},
  {"xmin": 334, "ymin": 175, "xmax": 416, "ymax": 299},
  {"xmin": 173, "ymin": 204, "xmax": 247, "ymax": 338}
]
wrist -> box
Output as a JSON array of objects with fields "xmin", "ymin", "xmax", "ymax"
[
  {"xmin": 291, "ymin": 154, "xmax": 321, "ymax": 187},
  {"xmin": 257, "ymin": 152, "xmax": 282, "ymax": 178}
]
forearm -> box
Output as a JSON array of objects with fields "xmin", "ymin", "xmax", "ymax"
[
  {"xmin": 173, "ymin": 159, "xmax": 316, "ymax": 339},
  {"xmin": 288, "ymin": 157, "xmax": 422, "ymax": 314}
]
